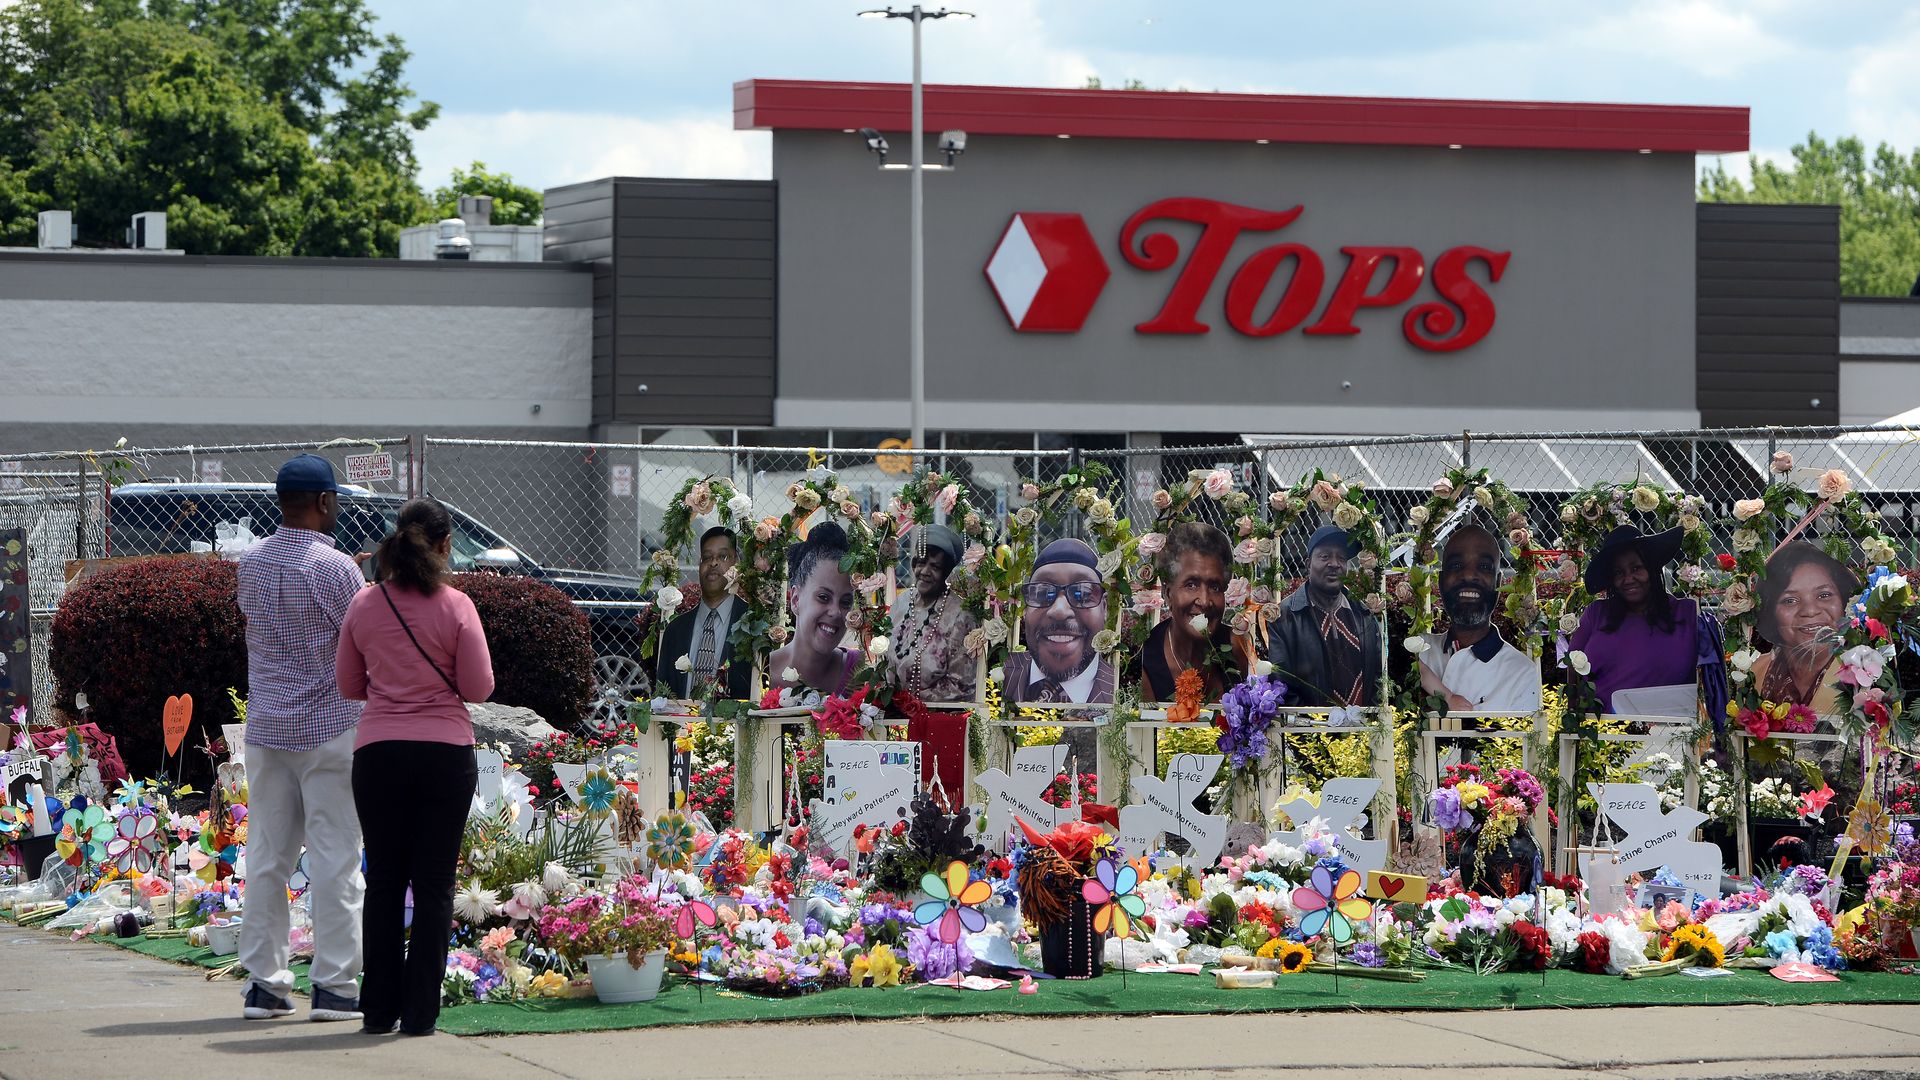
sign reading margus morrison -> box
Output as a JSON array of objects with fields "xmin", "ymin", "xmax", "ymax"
[{"xmin": 986, "ymin": 198, "xmax": 1509, "ymax": 351}]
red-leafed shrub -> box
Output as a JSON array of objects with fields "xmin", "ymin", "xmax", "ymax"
[
  {"xmin": 449, "ymin": 573, "xmax": 594, "ymax": 733},
  {"xmin": 50, "ymin": 556, "xmax": 246, "ymax": 783}
]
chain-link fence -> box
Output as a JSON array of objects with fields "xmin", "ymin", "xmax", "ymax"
[{"xmin": 11, "ymin": 424, "xmax": 1920, "ymax": 724}]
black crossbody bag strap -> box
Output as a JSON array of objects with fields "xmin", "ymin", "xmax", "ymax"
[{"xmin": 379, "ymin": 583, "xmax": 461, "ymax": 698}]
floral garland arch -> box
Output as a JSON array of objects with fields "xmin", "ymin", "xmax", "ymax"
[
  {"xmin": 1547, "ymin": 480, "xmax": 1714, "ymax": 642},
  {"xmin": 1713, "ymin": 460, "xmax": 1914, "ymax": 751},
  {"xmin": 1399, "ymin": 466, "xmax": 1542, "ymax": 688},
  {"xmin": 991, "ymin": 461, "xmax": 1133, "ymax": 676}
]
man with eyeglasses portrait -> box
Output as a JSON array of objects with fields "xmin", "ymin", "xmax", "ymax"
[
  {"xmin": 1006, "ymin": 538, "xmax": 1117, "ymax": 707},
  {"xmin": 656, "ymin": 526, "xmax": 752, "ymax": 699}
]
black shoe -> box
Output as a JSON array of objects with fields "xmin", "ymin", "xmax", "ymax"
[
  {"xmin": 399, "ymin": 1024, "xmax": 435, "ymax": 1037},
  {"xmin": 361, "ymin": 1020, "xmax": 398, "ymax": 1035},
  {"xmin": 309, "ymin": 986, "xmax": 365, "ymax": 1022},
  {"xmin": 242, "ymin": 985, "xmax": 296, "ymax": 1020}
]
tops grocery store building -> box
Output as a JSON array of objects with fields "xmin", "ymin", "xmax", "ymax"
[{"xmin": 5, "ymin": 79, "xmax": 1920, "ymax": 572}]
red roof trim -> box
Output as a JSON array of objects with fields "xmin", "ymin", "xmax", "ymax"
[{"xmin": 734, "ymin": 79, "xmax": 1748, "ymax": 154}]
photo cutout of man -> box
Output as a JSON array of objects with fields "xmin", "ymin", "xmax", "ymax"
[
  {"xmin": 1418, "ymin": 524, "xmax": 1540, "ymax": 714},
  {"xmin": 1007, "ymin": 538, "xmax": 1116, "ymax": 706},
  {"xmin": 1266, "ymin": 524, "xmax": 1382, "ymax": 708}
]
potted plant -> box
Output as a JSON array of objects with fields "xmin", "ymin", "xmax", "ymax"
[
  {"xmin": 535, "ymin": 877, "xmax": 674, "ymax": 1003},
  {"xmin": 1014, "ymin": 818, "xmax": 1108, "ymax": 979},
  {"xmin": 1429, "ymin": 764, "xmax": 1545, "ymax": 897}
]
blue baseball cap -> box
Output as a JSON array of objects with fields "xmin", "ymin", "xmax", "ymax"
[
  {"xmin": 1307, "ymin": 524, "xmax": 1360, "ymax": 557},
  {"xmin": 275, "ymin": 454, "xmax": 346, "ymax": 494}
]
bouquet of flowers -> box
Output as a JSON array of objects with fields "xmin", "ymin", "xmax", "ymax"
[
  {"xmin": 534, "ymin": 877, "xmax": 674, "ymax": 969},
  {"xmin": 1216, "ymin": 673, "xmax": 1285, "ymax": 770},
  {"xmin": 1429, "ymin": 765, "xmax": 1545, "ymax": 896}
]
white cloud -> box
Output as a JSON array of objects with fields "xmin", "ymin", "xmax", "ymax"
[
  {"xmin": 1580, "ymin": 0, "xmax": 1793, "ymax": 80},
  {"xmin": 414, "ymin": 110, "xmax": 770, "ymax": 191},
  {"xmin": 1844, "ymin": 15, "xmax": 1920, "ymax": 149}
]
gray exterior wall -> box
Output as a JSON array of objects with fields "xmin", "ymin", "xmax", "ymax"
[
  {"xmin": 773, "ymin": 131, "xmax": 1701, "ymax": 434},
  {"xmin": 546, "ymin": 178, "xmax": 777, "ymax": 429},
  {"xmin": 1839, "ymin": 296, "xmax": 1920, "ymax": 425},
  {"xmin": 0, "ymin": 252, "xmax": 595, "ymax": 448},
  {"xmin": 1695, "ymin": 204, "xmax": 1840, "ymax": 428}
]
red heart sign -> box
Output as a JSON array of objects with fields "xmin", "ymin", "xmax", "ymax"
[
  {"xmin": 1367, "ymin": 870, "xmax": 1428, "ymax": 903},
  {"xmin": 162, "ymin": 694, "xmax": 193, "ymax": 756}
]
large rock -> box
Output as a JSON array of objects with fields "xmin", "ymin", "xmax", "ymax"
[{"xmin": 467, "ymin": 702, "xmax": 562, "ymax": 758}]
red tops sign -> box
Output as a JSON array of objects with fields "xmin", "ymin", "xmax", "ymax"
[{"xmin": 984, "ymin": 197, "xmax": 1510, "ymax": 352}]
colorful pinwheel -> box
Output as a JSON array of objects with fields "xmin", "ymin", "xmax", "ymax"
[
  {"xmin": 57, "ymin": 804, "xmax": 113, "ymax": 867},
  {"xmin": 1848, "ymin": 798, "xmax": 1893, "ymax": 854},
  {"xmin": 674, "ymin": 898, "xmax": 717, "ymax": 939},
  {"xmin": 106, "ymin": 809, "xmax": 162, "ymax": 874},
  {"xmin": 0, "ymin": 803, "xmax": 28, "ymax": 839},
  {"xmin": 193, "ymin": 823, "xmax": 240, "ymax": 882},
  {"xmin": 577, "ymin": 767, "xmax": 618, "ymax": 818},
  {"xmin": 647, "ymin": 810, "xmax": 697, "ymax": 871},
  {"xmin": 1290, "ymin": 865, "xmax": 1372, "ymax": 944},
  {"xmin": 1082, "ymin": 856, "xmax": 1148, "ymax": 937},
  {"xmin": 914, "ymin": 860, "xmax": 991, "ymax": 945}
]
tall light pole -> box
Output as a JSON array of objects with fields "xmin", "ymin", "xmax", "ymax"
[{"xmin": 859, "ymin": 6, "xmax": 971, "ymax": 464}]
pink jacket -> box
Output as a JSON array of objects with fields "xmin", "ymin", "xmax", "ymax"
[{"xmin": 337, "ymin": 583, "xmax": 494, "ymax": 749}]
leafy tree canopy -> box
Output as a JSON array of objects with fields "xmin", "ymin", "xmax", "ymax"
[
  {"xmin": 1700, "ymin": 133, "xmax": 1920, "ymax": 297},
  {"xmin": 425, "ymin": 161, "xmax": 543, "ymax": 227},
  {"xmin": 0, "ymin": 0, "xmax": 436, "ymax": 255}
]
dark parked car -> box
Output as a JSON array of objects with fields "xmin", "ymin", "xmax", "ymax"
[{"xmin": 102, "ymin": 483, "xmax": 653, "ymax": 725}]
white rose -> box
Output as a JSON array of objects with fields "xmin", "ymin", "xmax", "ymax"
[
  {"xmin": 1407, "ymin": 505, "xmax": 1430, "ymax": 528},
  {"xmin": 1254, "ymin": 660, "xmax": 1274, "ymax": 678},
  {"xmin": 1091, "ymin": 629, "xmax": 1120, "ymax": 654},
  {"xmin": 866, "ymin": 635, "xmax": 890, "ymax": 661},
  {"xmin": 1559, "ymin": 613, "xmax": 1579, "ymax": 635},
  {"xmin": 989, "ymin": 666, "xmax": 1005, "ymax": 685},
  {"xmin": 1732, "ymin": 528, "xmax": 1759, "ymax": 553},
  {"xmin": 674, "ymin": 655, "xmax": 692, "ymax": 672},
  {"xmin": 781, "ymin": 666, "xmax": 801, "ymax": 684},
  {"xmin": 983, "ymin": 619, "xmax": 1009, "ymax": 644},
  {"xmin": 1332, "ymin": 502, "xmax": 1363, "ymax": 530},
  {"xmin": 1568, "ymin": 650, "xmax": 1591, "ymax": 676},
  {"xmin": 727, "ymin": 493, "xmax": 754, "ymax": 519},
  {"xmin": 656, "ymin": 585, "xmax": 684, "ymax": 612},
  {"xmin": 1403, "ymin": 636, "xmax": 1429, "ymax": 655},
  {"xmin": 1188, "ymin": 614, "xmax": 1209, "ymax": 634}
]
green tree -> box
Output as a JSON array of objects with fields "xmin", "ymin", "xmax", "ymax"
[
  {"xmin": 0, "ymin": 0, "xmax": 433, "ymax": 255},
  {"xmin": 425, "ymin": 161, "xmax": 544, "ymax": 226},
  {"xmin": 1700, "ymin": 133, "xmax": 1920, "ymax": 296}
]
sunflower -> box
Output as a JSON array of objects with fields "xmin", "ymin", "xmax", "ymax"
[
  {"xmin": 1256, "ymin": 937, "xmax": 1284, "ymax": 959},
  {"xmin": 1660, "ymin": 923, "xmax": 1724, "ymax": 968},
  {"xmin": 1276, "ymin": 940, "xmax": 1313, "ymax": 974}
]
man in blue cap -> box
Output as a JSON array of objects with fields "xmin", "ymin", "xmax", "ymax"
[
  {"xmin": 235, "ymin": 454, "xmax": 367, "ymax": 1023},
  {"xmin": 1265, "ymin": 524, "xmax": 1381, "ymax": 710}
]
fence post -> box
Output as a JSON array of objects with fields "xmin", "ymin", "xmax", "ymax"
[
  {"xmin": 1460, "ymin": 430, "xmax": 1472, "ymax": 470},
  {"xmin": 74, "ymin": 454, "xmax": 88, "ymax": 560},
  {"xmin": 417, "ymin": 435, "xmax": 431, "ymax": 497},
  {"xmin": 743, "ymin": 450, "xmax": 756, "ymax": 500}
]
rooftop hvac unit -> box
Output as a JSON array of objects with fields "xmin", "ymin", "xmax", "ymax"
[
  {"xmin": 128, "ymin": 211, "xmax": 167, "ymax": 250},
  {"xmin": 435, "ymin": 217, "xmax": 471, "ymax": 260},
  {"xmin": 37, "ymin": 210, "xmax": 73, "ymax": 249}
]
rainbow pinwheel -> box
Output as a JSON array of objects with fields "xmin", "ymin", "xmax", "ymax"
[
  {"xmin": 193, "ymin": 823, "xmax": 240, "ymax": 882},
  {"xmin": 914, "ymin": 860, "xmax": 992, "ymax": 945},
  {"xmin": 1082, "ymin": 856, "xmax": 1148, "ymax": 937},
  {"xmin": 0, "ymin": 803, "xmax": 28, "ymax": 839},
  {"xmin": 106, "ymin": 809, "xmax": 162, "ymax": 874},
  {"xmin": 57, "ymin": 804, "xmax": 113, "ymax": 867},
  {"xmin": 1291, "ymin": 865, "xmax": 1372, "ymax": 944},
  {"xmin": 647, "ymin": 810, "xmax": 697, "ymax": 871},
  {"xmin": 674, "ymin": 897, "xmax": 717, "ymax": 939}
]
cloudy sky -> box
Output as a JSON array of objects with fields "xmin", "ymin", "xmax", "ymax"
[{"xmin": 377, "ymin": 0, "xmax": 1920, "ymax": 193}]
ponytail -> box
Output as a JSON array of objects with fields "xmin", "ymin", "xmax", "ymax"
[{"xmin": 377, "ymin": 497, "xmax": 453, "ymax": 592}]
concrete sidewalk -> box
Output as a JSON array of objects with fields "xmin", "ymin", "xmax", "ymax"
[{"xmin": 2, "ymin": 928, "xmax": 1917, "ymax": 1079}]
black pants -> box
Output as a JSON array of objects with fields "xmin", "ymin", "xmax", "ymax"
[{"xmin": 352, "ymin": 740, "xmax": 476, "ymax": 1033}]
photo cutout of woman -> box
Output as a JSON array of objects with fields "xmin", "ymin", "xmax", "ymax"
[
  {"xmin": 1750, "ymin": 541, "xmax": 1862, "ymax": 717},
  {"xmin": 769, "ymin": 521, "xmax": 860, "ymax": 696},
  {"xmin": 1568, "ymin": 525, "xmax": 1714, "ymax": 717}
]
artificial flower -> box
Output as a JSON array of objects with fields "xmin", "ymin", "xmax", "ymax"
[
  {"xmin": 455, "ymin": 879, "xmax": 502, "ymax": 924},
  {"xmin": 1274, "ymin": 940, "xmax": 1313, "ymax": 974}
]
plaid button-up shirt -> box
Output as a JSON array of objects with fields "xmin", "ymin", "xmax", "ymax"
[{"xmin": 237, "ymin": 526, "xmax": 364, "ymax": 751}]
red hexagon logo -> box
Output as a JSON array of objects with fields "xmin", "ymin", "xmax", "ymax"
[{"xmin": 983, "ymin": 212, "xmax": 1110, "ymax": 332}]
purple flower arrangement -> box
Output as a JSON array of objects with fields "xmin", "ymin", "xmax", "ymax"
[{"xmin": 1218, "ymin": 674, "xmax": 1287, "ymax": 769}]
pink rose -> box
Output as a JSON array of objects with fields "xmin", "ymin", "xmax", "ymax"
[
  {"xmin": 1770, "ymin": 451, "xmax": 1793, "ymax": 475},
  {"xmin": 1557, "ymin": 559, "xmax": 1578, "ymax": 584},
  {"xmin": 1731, "ymin": 499, "xmax": 1764, "ymax": 522},
  {"xmin": 1236, "ymin": 515, "xmax": 1255, "ymax": 538},
  {"xmin": 935, "ymin": 483, "xmax": 960, "ymax": 515},
  {"xmin": 1021, "ymin": 483, "xmax": 1040, "ymax": 501},
  {"xmin": 1309, "ymin": 480, "xmax": 1342, "ymax": 511},
  {"xmin": 1233, "ymin": 539, "xmax": 1260, "ymax": 564},
  {"xmin": 1150, "ymin": 489, "xmax": 1172, "ymax": 511},
  {"xmin": 962, "ymin": 542, "xmax": 986, "ymax": 570},
  {"xmin": 1224, "ymin": 577, "xmax": 1251, "ymax": 608},
  {"xmin": 1131, "ymin": 587, "xmax": 1165, "ymax": 614},
  {"xmin": 1137, "ymin": 532, "xmax": 1167, "ymax": 557},
  {"xmin": 1202, "ymin": 469, "xmax": 1235, "ymax": 499},
  {"xmin": 1431, "ymin": 479, "xmax": 1455, "ymax": 501},
  {"xmin": 1817, "ymin": 468, "xmax": 1852, "ymax": 501},
  {"xmin": 1249, "ymin": 586, "xmax": 1274, "ymax": 606}
]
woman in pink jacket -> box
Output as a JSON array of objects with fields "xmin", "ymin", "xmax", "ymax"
[{"xmin": 337, "ymin": 497, "xmax": 494, "ymax": 1036}]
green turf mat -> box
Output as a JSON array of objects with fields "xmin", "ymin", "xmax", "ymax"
[
  {"xmin": 94, "ymin": 931, "xmax": 312, "ymax": 993},
  {"xmin": 75, "ymin": 929, "xmax": 1920, "ymax": 1036}
]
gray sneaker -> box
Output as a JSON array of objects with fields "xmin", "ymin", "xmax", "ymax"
[
  {"xmin": 309, "ymin": 986, "xmax": 365, "ymax": 1022},
  {"xmin": 242, "ymin": 985, "xmax": 295, "ymax": 1020}
]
